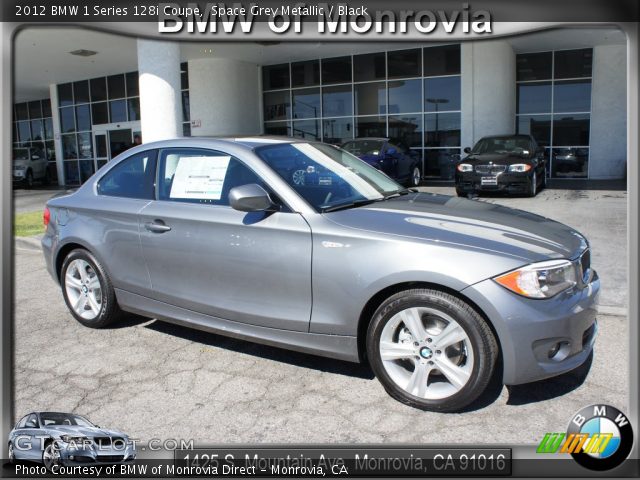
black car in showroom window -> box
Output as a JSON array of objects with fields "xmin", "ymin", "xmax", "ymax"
[{"xmin": 454, "ymin": 134, "xmax": 547, "ymax": 197}]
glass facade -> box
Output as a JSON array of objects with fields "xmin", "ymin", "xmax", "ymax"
[
  {"xmin": 516, "ymin": 48, "xmax": 592, "ymax": 178},
  {"xmin": 53, "ymin": 63, "xmax": 191, "ymax": 185},
  {"xmin": 12, "ymin": 98, "xmax": 57, "ymax": 182},
  {"xmin": 262, "ymin": 45, "xmax": 462, "ymax": 179}
]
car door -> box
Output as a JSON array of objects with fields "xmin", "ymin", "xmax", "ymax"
[
  {"xmin": 30, "ymin": 149, "xmax": 45, "ymax": 179},
  {"xmin": 91, "ymin": 149, "xmax": 158, "ymax": 297},
  {"xmin": 139, "ymin": 147, "xmax": 313, "ymax": 332},
  {"xmin": 381, "ymin": 142, "xmax": 400, "ymax": 179}
]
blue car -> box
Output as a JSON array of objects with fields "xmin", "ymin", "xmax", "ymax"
[{"xmin": 341, "ymin": 138, "xmax": 422, "ymax": 187}]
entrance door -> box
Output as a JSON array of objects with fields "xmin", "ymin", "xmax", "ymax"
[{"xmin": 92, "ymin": 121, "xmax": 141, "ymax": 169}]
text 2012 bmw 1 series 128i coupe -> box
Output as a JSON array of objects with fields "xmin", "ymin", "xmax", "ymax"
[{"xmin": 42, "ymin": 137, "xmax": 599, "ymax": 412}]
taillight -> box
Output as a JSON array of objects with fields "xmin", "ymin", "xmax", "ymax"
[{"xmin": 43, "ymin": 207, "xmax": 50, "ymax": 227}]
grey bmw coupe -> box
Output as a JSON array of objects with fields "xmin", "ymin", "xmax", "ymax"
[{"xmin": 42, "ymin": 137, "xmax": 599, "ymax": 412}]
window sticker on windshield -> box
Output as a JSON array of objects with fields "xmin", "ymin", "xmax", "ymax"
[{"xmin": 170, "ymin": 155, "xmax": 231, "ymax": 200}]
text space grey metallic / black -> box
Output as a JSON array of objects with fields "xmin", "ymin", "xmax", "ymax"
[{"xmin": 42, "ymin": 137, "xmax": 599, "ymax": 412}]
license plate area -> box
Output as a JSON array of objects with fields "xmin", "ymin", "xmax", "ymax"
[{"xmin": 481, "ymin": 176, "xmax": 498, "ymax": 185}]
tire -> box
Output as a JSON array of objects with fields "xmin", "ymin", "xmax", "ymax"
[
  {"xmin": 540, "ymin": 170, "xmax": 547, "ymax": 190},
  {"xmin": 42, "ymin": 441, "xmax": 61, "ymax": 471},
  {"xmin": 43, "ymin": 168, "xmax": 51, "ymax": 186},
  {"xmin": 25, "ymin": 170, "xmax": 34, "ymax": 189},
  {"xmin": 409, "ymin": 166, "xmax": 422, "ymax": 187},
  {"xmin": 526, "ymin": 171, "xmax": 537, "ymax": 197},
  {"xmin": 8, "ymin": 442, "xmax": 15, "ymax": 464},
  {"xmin": 61, "ymin": 249, "xmax": 123, "ymax": 328},
  {"xmin": 366, "ymin": 289, "xmax": 498, "ymax": 412}
]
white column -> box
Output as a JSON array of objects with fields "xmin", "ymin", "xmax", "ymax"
[
  {"xmin": 589, "ymin": 44, "xmax": 627, "ymax": 179},
  {"xmin": 48, "ymin": 84, "xmax": 65, "ymax": 186},
  {"xmin": 188, "ymin": 58, "xmax": 261, "ymax": 136},
  {"xmin": 461, "ymin": 40, "xmax": 516, "ymax": 149},
  {"xmin": 136, "ymin": 39, "xmax": 182, "ymax": 142}
]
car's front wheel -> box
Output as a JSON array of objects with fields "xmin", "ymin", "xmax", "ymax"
[
  {"xmin": 61, "ymin": 249, "xmax": 123, "ymax": 328},
  {"xmin": 366, "ymin": 289, "xmax": 498, "ymax": 412},
  {"xmin": 42, "ymin": 441, "xmax": 61, "ymax": 471}
]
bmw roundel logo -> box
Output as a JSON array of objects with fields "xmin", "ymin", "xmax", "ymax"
[{"xmin": 567, "ymin": 404, "xmax": 634, "ymax": 471}]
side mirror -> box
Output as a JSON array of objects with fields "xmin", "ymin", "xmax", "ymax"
[
  {"xmin": 386, "ymin": 147, "xmax": 397, "ymax": 156},
  {"xmin": 229, "ymin": 184, "xmax": 277, "ymax": 213},
  {"xmin": 463, "ymin": 147, "xmax": 472, "ymax": 154}
]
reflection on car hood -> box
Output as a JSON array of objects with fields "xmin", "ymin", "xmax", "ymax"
[
  {"xmin": 463, "ymin": 153, "xmax": 531, "ymax": 165},
  {"xmin": 45, "ymin": 425, "xmax": 126, "ymax": 438},
  {"xmin": 325, "ymin": 192, "xmax": 586, "ymax": 263}
]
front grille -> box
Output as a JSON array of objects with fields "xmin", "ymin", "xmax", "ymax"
[
  {"xmin": 475, "ymin": 164, "xmax": 506, "ymax": 175},
  {"xmin": 580, "ymin": 249, "xmax": 591, "ymax": 283},
  {"xmin": 94, "ymin": 436, "xmax": 124, "ymax": 447},
  {"xmin": 96, "ymin": 455, "xmax": 125, "ymax": 463}
]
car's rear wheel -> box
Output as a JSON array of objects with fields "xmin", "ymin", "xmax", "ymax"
[
  {"xmin": 8, "ymin": 442, "xmax": 15, "ymax": 464},
  {"xmin": 366, "ymin": 289, "xmax": 498, "ymax": 412},
  {"xmin": 42, "ymin": 441, "xmax": 61, "ymax": 471},
  {"xmin": 61, "ymin": 249, "xmax": 122, "ymax": 328}
]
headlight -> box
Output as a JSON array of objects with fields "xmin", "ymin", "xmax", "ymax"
[
  {"xmin": 508, "ymin": 163, "xmax": 532, "ymax": 172},
  {"xmin": 456, "ymin": 163, "xmax": 473, "ymax": 172},
  {"xmin": 60, "ymin": 435, "xmax": 89, "ymax": 446},
  {"xmin": 494, "ymin": 259, "xmax": 577, "ymax": 299}
]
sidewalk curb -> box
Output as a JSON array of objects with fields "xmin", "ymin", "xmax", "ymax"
[{"xmin": 14, "ymin": 235, "xmax": 43, "ymax": 252}]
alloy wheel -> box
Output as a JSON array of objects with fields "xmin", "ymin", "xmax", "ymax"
[
  {"xmin": 378, "ymin": 307, "xmax": 474, "ymax": 400},
  {"xmin": 42, "ymin": 442, "xmax": 60, "ymax": 471},
  {"xmin": 292, "ymin": 169, "xmax": 306, "ymax": 186},
  {"xmin": 64, "ymin": 259, "xmax": 103, "ymax": 320},
  {"xmin": 412, "ymin": 167, "xmax": 421, "ymax": 187}
]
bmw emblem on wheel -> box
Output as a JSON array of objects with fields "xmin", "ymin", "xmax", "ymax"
[{"xmin": 567, "ymin": 404, "xmax": 634, "ymax": 471}]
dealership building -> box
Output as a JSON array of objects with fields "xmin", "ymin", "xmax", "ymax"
[{"xmin": 13, "ymin": 26, "xmax": 627, "ymax": 186}]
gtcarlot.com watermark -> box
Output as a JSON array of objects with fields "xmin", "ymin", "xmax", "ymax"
[{"xmin": 12, "ymin": 435, "xmax": 193, "ymax": 452}]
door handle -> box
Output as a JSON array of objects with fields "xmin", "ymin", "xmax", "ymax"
[{"xmin": 144, "ymin": 221, "xmax": 171, "ymax": 233}]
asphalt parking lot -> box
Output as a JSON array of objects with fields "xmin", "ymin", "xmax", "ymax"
[{"xmin": 12, "ymin": 183, "xmax": 628, "ymax": 445}]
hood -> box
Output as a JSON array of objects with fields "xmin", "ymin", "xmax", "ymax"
[
  {"xmin": 463, "ymin": 153, "xmax": 532, "ymax": 165},
  {"xmin": 325, "ymin": 192, "xmax": 587, "ymax": 263},
  {"xmin": 13, "ymin": 159, "xmax": 29, "ymax": 168},
  {"xmin": 46, "ymin": 425, "xmax": 126, "ymax": 438}
]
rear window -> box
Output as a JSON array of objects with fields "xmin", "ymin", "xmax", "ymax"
[{"xmin": 97, "ymin": 150, "xmax": 157, "ymax": 199}]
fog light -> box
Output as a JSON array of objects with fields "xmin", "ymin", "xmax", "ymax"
[{"xmin": 548, "ymin": 341, "xmax": 570, "ymax": 360}]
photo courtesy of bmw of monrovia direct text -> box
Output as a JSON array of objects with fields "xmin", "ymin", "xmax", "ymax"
[{"xmin": 0, "ymin": 0, "xmax": 638, "ymax": 478}]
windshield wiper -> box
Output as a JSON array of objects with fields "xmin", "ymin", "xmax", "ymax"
[
  {"xmin": 321, "ymin": 199, "xmax": 379, "ymax": 213},
  {"xmin": 383, "ymin": 188, "xmax": 416, "ymax": 199}
]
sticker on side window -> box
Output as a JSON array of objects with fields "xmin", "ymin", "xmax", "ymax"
[{"xmin": 170, "ymin": 156, "xmax": 231, "ymax": 200}]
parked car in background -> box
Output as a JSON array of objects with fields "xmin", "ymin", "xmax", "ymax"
[
  {"xmin": 553, "ymin": 147, "xmax": 588, "ymax": 176},
  {"xmin": 8, "ymin": 411, "xmax": 135, "ymax": 470},
  {"xmin": 42, "ymin": 137, "xmax": 598, "ymax": 412},
  {"xmin": 454, "ymin": 134, "xmax": 547, "ymax": 197},
  {"xmin": 13, "ymin": 147, "xmax": 49, "ymax": 188},
  {"xmin": 341, "ymin": 138, "xmax": 422, "ymax": 187}
]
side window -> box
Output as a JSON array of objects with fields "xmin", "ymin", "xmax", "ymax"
[
  {"xmin": 97, "ymin": 150, "xmax": 158, "ymax": 199},
  {"xmin": 25, "ymin": 414, "xmax": 38, "ymax": 428},
  {"xmin": 16, "ymin": 415, "xmax": 29, "ymax": 428},
  {"xmin": 158, "ymin": 148, "xmax": 265, "ymax": 206}
]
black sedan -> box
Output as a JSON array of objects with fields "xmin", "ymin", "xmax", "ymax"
[
  {"xmin": 454, "ymin": 134, "xmax": 547, "ymax": 197},
  {"xmin": 341, "ymin": 138, "xmax": 422, "ymax": 187}
]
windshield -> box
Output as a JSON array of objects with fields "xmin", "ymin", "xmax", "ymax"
[
  {"xmin": 40, "ymin": 412, "xmax": 94, "ymax": 427},
  {"xmin": 256, "ymin": 142, "xmax": 403, "ymax": 212},
  {"xmin": 341, "ymin": 139, "xmax": 385, "ymax": 156},
  {"xmin": 472, "ymin": 137, "xmax": 531, "ymax": 155},
  {"xmin": 13, "ymin": 148, "xmax": 29, "ymax": 160}
]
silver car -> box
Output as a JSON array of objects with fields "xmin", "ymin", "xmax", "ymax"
[
  {"xmin": 8, "ymin": 412, "xmax": 135, "ymax": 470},
  {"xmin": 42, "ymin": 137, "xmax": 599, "ymax": 412}
]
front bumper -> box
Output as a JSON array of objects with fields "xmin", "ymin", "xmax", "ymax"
[
  {"xmin": 58, "ymin": 443, "xmax": 136, "ymax": 465},
  {"xmin": 462, "ymin": 271, "xmax": 600, "ymax": 385},
  {"xmin": 455, "ymin": 171, "xmax": 530, "ymax": 194}
]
